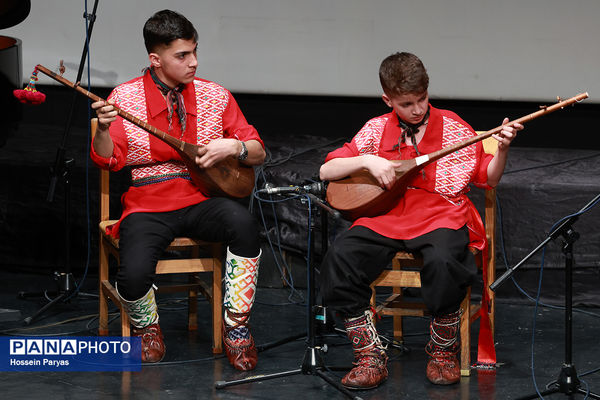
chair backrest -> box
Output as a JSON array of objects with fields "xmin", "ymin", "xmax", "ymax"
[
  {"xmin": 90, "ymin": 118, "xmax": 111, "ymax": 223},
  {"xmin": 478, "ymin": 133, "xmax": 497, "ymax": 330},
  {"xmin": 481, "ymin": 134, "xmax": 499, "ymax": 156},
  {"xmin": 478, "ymin": 132, "xmax": 498, "ymax": 252}
]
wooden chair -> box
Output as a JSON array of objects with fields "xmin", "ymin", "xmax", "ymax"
[
  {"xmin": 370, "ymin": 134, "xmax": 498, "ymax": 376},
  {"xmin": 93, "ymin": 118, "xmax": 224, "ymax": 354}
]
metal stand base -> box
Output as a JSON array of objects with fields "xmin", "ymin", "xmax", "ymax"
[
  {"xmin": 19, "ymin": 272, "xmax": 76, "ymax": 325},
  {"xmin": 516, "ymin": 364, "xmax": 600, "ymax": 400},
  {"xmin": 215, "ymin": 345, "xmax": 362, "ymax": 400}
]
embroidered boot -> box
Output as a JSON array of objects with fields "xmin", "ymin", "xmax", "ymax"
[
  {"xmin": 118, "ymin": 285, "xmax": 165, "ymax": 363},
  {"xmin": 222, "ymin": 248, "xmax": 260, "ymax": 371},
  {"xmin": 223, "ymin": 309, "xmax": 258, "ymax": 371},
  {"xmin": 342, "ymin": 309, "xmax": 388, "ymax": 390},
  {"xmin": 425, "ymin": 310, "xmax": 461, "ymax": 385}
]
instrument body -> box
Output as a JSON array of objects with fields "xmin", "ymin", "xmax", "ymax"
[
  {"xmin": 35, "ymin": 64, "xmax": 255, "ymax": 198},
  {"xmin": 326, "ymin": 93, "xmax": 589, "ymax": 220}
]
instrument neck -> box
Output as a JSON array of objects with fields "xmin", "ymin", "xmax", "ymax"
[{"xmin": 412, "ymin": 92, "xmax": 588, "ymax": 168}]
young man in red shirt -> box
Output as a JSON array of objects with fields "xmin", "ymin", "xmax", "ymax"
[{"xmin": 91, "ymin": 10, "xmax": 265, "ymax": 371}]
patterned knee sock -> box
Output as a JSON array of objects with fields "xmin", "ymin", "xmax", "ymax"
[
  {"xmin": 223, "ymin": 248, "xmax": 260, "ymax": 340},
  {"xmin": 117, "ymin": 284, "xmax": 159, "ymax": 329}
]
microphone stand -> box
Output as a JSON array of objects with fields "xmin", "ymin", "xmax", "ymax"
[
  {"xmin": 19, "ymin": 0, "xmax": 100, "ymax": 325},
  {"xmin": 253, "ymin": 191, "xmax": 339, "ymax": 353},
  {"xmin": 216, "ymin": 191, "xmax": 361, "ymax": 400},
  {"xmin": 490, "ymin": 193, "xmax": 600, "ymax": 399}
]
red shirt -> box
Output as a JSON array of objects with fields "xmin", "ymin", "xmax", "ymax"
[
  {"xmin": 90, "ymin": 71, "xmax": 263, "ymax": 236},
  {"xmin": 325, "ymin": 106, "xmax": 493, "ymax": 250}
]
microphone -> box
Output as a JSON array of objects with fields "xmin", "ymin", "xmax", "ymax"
[
  {"xmin": 257, "ymin": 181, "xmax": 341, "ymax": 219},
  {"xmin": 258, "ymin": 181, "xmax": 325, "ymax": 196}
]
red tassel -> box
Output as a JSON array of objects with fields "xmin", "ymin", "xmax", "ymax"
[
  {"xmin": 13, "ymin": 88, "xmax": 46, "ymax": 105},
  {"xmin": 13, "ymin": 67, "xmax": 46, "ymax": 105}
]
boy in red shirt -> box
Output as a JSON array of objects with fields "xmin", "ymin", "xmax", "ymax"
[{"xmin": 319, "ymin": 52, "xmax": 522, "ymax": 388}]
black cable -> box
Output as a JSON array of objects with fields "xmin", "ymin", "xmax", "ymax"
[
  {"xmin": 254, "ymin": 187, "xmax": 306, "ymax": 305},
  {"xmin": 2, "ymin": 294, "xmax": 208, "ymax": 337},
  {"xmin": 0, "ymin": 313, "xmax": 107, "ymax": 336},
  {"xmin": 142, "ymin": 354, "xmax": 226, "ymax": 366},
  {"xmin": 504, "ymin": 152, "xmax": 600, "ymax": 175},
  {"xmin": 250, "ymin": 166, "xmax": 307, "ymax": 305},
  {"xmin": 248, "ymin": 137, "xmax": 347, "ymax": 305}
]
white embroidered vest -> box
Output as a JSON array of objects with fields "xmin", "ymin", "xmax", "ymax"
[
  {"xmin": 353, "ymin": 115, "xmax": 477, "ymax": 197},
  {"xmin": 109, "ymin": 78, "xmax": 229, "ymax": 186}
]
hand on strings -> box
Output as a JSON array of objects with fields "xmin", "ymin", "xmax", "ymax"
[
  {"xmin": 195, "ymin": 138, "xmax": 239, "ymax": 168},
  {"xmin": 493, "ymin": 117, "xmax": 523, "ymax": 151},
  {"xmin": 91, "ymin": 99, "xmax": 118, "ymax": 132},
  {"xmin": 364, "ymin": 155, "xmax": 397, "ymax": 190}
]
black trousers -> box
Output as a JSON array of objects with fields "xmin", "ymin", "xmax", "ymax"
[
  {"xmin": 320, "ymin": 225, "xmax": 477, "ymax": 318},
  {"xmin": 117, "ymin": 198, "xmax": 260, "ymax": 300}
]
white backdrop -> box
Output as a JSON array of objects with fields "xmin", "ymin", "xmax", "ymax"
[{"xmin": 3, "ymin": 0, "xmax": 599, "ymax": 102}]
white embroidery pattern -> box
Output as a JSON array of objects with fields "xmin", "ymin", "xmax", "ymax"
[
  {"xmin": 353, "ymin": 116, "xmax": 388, "ymax": 155},
  {"xmin": 112, "ymin": 79, "xmax": 152, "ymax": 166},
  {"xmin": 115, "ymin": 78, "xmax": 229, "ymax": 184},
  {"xmin": 434, "ymin": 116, "xmax": 477, "ymax": 196}
]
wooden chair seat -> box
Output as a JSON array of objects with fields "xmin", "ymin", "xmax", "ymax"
[{"xmin": 94, "ymin": 119, "xmax": 223, "ymax": 354}]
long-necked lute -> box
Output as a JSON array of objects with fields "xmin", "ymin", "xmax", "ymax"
[
  {"xmin": 35, "ymin": 64, "xmax": 255, "ymax": 198},
  {"xmin": 326, "ymin": 92, "xmax": 589, "ymax": 220}
]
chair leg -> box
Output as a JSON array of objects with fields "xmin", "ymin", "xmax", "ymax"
[
  {"xmin": 121, "ymin": 310, "xmax": 130, "ymax": 337},
  {"xmin": 460, "ymin": 288, "xmax": 471, "ymax": 376},
  {"xmin": 100, "ymin": 241, "xmax": 131, "ymax": 337},
  {"xmin": 489, "ymin": 291, "xmax": 495, "ymax": 344},
  {"xmin": 370, "ymin": 286, "xmax": 376, "ymax": 311},
  {"xmin": 392, "ymin": 287, "xmax": 404, "ymax": 342},
  {"xmin": 98, "ymin": 288, "xmax": 109, "ymax": 336},
  {"xmin": 98, "ymin": 240, "xmax": 110, "ymax": 336},
  {"xmin": 211, "ymin": 249, "xmax": 223, "ymax": 354},
  {"xmin": 369, "ymin": 285, "xmax": 377, "ymax": 325},
  {"xmin": 188, "ymin": 274, "xmax": 198, "ymax": 331},
  {"xmin": 487, "ymin": 263, "xmax": 496, "ymax": 344},
  {"xmin": 113, "ymin": 278, "xmax": 130, "ymax": 337},
  {"xmin": 188, "ymin": 247, "xmax": 200, "ymax": 331}
]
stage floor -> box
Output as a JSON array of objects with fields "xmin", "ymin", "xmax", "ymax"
[{"xmin": 2, "ymin": 269, "xmax": 600, "ymax": 399}]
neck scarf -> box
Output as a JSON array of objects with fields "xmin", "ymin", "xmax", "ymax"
[
  {"xmin": 395, "ymin": 106, "xmax": 430, "ymax": 156},
  {"xmin": 394, "ymin": 107, "xmax": 430, "ymax": 179},
  {"xmin": 148, "ymin": 67, "xmax": 187, "ymax": 134}
]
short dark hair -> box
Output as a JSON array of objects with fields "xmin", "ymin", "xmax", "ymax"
[
  {"xmin": 379, "ymin": 52, "xmax": 429, "ymax": 97},
  {"xmin": 143, "ymin": 9, "xmax": 198, "ymax": 53}
]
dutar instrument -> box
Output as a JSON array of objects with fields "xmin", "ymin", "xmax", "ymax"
[
  {"xmin": 326, "ymin": 92, "xmax": 589, "ymax": 220},
  {"xmin": 33, "ymin": 64, "xmax": 255, "ymax": 199}
]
